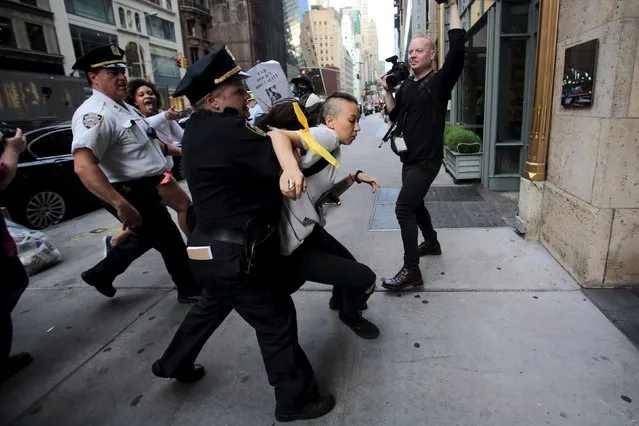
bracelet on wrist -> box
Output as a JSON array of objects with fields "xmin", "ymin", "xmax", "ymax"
[{"xmin": 354, "ymin": 170, "xmax": 364, "ymax": 184}]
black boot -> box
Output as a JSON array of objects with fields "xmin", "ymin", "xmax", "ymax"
[
  {"xmin": 81, "ymin": 268, "xmax": 116, "ymax": 297},
  {"xmin": 381, "ymin": 265, "xmax": 423, "ymax": 291},
  {"xmin": 418, "ymin": 240, "xmax": 442, "ymax": 256},
  {"xmin": 152, "ymin": 360, "xmax": 205, "ymax": 383},
  {"xmin": 339, "ymin": 312, "xmax": 380, "ymax": 339},
  {"xmin": 275, "ymin": 394, "xmax": 336, "ymax": 422}
]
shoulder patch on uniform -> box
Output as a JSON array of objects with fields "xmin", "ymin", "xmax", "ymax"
[
  {"xmin": 245, "ymin": 121, "xmax": 267, "ymax": 136},
  {"xmin": 82, "ymin": 113, "xmax": 104, "ymax": 129}
]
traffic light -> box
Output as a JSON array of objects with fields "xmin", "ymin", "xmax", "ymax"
[
  {"xmin": 181, "ymin": 57, "xmax": 188, "ymax": 68},
  {"xmin": 176, "ymin": 55, "xmax": 183, "ymax": 68}
]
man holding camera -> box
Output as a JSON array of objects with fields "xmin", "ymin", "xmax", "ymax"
[{"xmin": 380, "ymin": 0, "xmax": 465, "ymax": 291}]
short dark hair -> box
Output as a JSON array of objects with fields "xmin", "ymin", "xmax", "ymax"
[
  {"xmin": 255, "ymin": 98, "xmax": 314, "ymax": 132},
  {"xmin": 321, "ymin": 92, "xmax": 359, "ymax": 122},
  {"xmin": 127, "ymin": 78, "xmax": 162, "ymax": 109}
]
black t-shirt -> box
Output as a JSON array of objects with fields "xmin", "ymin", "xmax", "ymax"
[
  {"xmin": 181, "ymin": 108, "xmax": 282, "ymax": 231},
  {"xmin": 388, "ymin": 29, "xmax": 467, "ymax": 164}
]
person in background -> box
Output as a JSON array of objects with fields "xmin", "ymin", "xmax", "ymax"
[
  {"xmin": 247, "ymin": 91, "xmax": 264, "ymax": 126},
  {"xmin": 0, "ymin": 128, "xmax": 33, "ymax": 382},
  {"xmin": 291, "ymin": 75, "xmax": 321, "ymax": 108},
  {"xmin": 102, "ymin": 79, "xmax": 191, "ymax": 256}
]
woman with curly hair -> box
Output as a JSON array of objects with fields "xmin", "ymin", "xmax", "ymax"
[{"xmin": 103, "ymin": 79, "xmax": 191, "ymax": 254}]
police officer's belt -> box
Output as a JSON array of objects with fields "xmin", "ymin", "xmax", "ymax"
[{"xmin": 112, "ymin": 175, "xmax": 163, "ymax": 191}]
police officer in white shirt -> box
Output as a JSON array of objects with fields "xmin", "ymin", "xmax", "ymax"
[{"xmin": 70, "ymin": 45, "xmax": 201, "ymax": 303}]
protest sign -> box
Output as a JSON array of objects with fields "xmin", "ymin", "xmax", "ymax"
[{"xmin": 245, "ymin": 61, "xmax": 293, "ymax": 111}]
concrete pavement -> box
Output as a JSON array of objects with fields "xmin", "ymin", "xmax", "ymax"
[{"xmin": 2, "ymin": 116, "xmax": 638, "ymax": 425}]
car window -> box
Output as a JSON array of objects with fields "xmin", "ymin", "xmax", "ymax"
[{"xmin": 28, "ymin": 129, "xmax": 73, "ymax": 158}]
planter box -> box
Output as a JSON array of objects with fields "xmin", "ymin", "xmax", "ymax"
[{"xmin": 443, "ymin": 146, "xmax": 482, "ymax": 181}]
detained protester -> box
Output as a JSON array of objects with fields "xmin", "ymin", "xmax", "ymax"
[
  {"xmin": 101, "ymin": 78, "xmax": 191, "ymax": 257},
  {"xmin": 255, "ymin": 94, "xmax": 381, "ymax": 340},
  {"xmin": 70, "ymin": 46, "xmax": 201, "ymax": 303},
  {"xmin": 0, "ymin": 128, "xmax": 33, "ymax": 383},
  {"xmin": 380, "ymin": 0, "xmax": 466, "ymax": 291},
  {"xmin": 151, "ymin": 46, "xmax": 335, "ymax": 423}
]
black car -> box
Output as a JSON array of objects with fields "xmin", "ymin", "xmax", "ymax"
[{"xmin": 0, "ymin": 123, "xmax": 184, "ymax": 229}]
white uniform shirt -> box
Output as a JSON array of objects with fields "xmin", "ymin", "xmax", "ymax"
[
  {"xmin": 71, "ymin": 89, "xmax": 168, "ymax": 183},
  {"xmin": 280, "ymin": 125, "xmax": 341, "ymax": 255},
  {"xmin": 145, "ymin": 110, "xmax": 184, "ymax": 170}
]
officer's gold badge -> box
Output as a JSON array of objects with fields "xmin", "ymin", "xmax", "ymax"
[
  {"xmin": 245, "ymin": 121, "xmax": 266, "ymax": 136},
  {"xmin": 82, "ymin": 113, "xmax": 103, "ymax": 128},
  {"xmin": 110, "ymin": 45, "xmax": 120, "ymax": 55}
]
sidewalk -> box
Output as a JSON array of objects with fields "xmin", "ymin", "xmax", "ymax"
[{"xmin": 2, "ymin": 116, "xmax": 638, "ymax": 425}]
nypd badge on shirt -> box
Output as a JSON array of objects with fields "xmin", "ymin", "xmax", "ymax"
[{"xmin": 82, "ymin": 113, "xmax": 103, "ymax": 129}]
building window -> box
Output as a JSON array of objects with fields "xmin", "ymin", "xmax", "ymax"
[
  {"xmin": 145, "ymin": 13, "xmax": 176, "ymax": 42},
  {"xmin": 125, "ymin": 42, "xmax": 143, "ymax": 77},
  {"xmin": 64, "ymin": 0, "xmax": 115, "ymax": 25},
  {"xmin": 190, "ymin": 47, "xmax": 199, "ymax": 63},
  {"xmin": 135, "ymin": 13, "xmax": 142, "ymax": 32},
  {"xmin": 0, "ymin": 17, "xmax": 16, "ymax": 48},
  {"xmin": 200, "ymin": 24, "xmax": 207, "ymax": 39},
  {"xmin": 118, "ymin": 7, "xmax": 126, "ymax": 28},
  {"xmin": 150, "ymin": 44, "xmax": 180, "ymax": 78},
  {"xmin": 69, "ymin": 24, "xmax": 118, "ymax": 64},
  {"xmin": 26, "ymin": 23, "xmax": 47, "ymax": 52},
  {"xmin": 187, "ymin": 20, "xmax": 195, "ymax": 37},
  {"xmin": 127, "ymin": 10, "xmax": 133, "ymax": 29},
  {"xmin": 166, "ymin": 0, "xmax": 172, "ymax": 10}
]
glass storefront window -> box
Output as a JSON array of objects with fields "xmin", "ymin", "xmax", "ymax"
[
  {"xmin": 150, "ymin": 45, "xmax": 179, "ymax": 78},
  {"xmin": 458, "ymin": 22, "xmax": 487, "ymax": 128},
  {"xmin": 145, "ymin": 14, "xmax": 176, "ymax": 42},
  {"xmin": 501, "ymin": 1, "xmax": 529, "ymax": 34},
  {"xmin": 64, "ymin": 0, "xmax": 115, "ymax": 25},
  {"xmin": 495, "ymin": 145, "xmax": 521, "ymax": 175},
  {"xmin": 497, "ymin": 38, "xmax": 526, "ymax": 142},
  {"xmin": 70, "ymin": 24, "xmax": 118, "ymax": 60}
]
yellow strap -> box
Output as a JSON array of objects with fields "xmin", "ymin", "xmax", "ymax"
[{"xmin": 292, "ymin": 102, "xmax": 340, "ymax": 169}]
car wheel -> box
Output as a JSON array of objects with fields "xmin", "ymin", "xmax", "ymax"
[{"xmin": 24, "ymin": 190, "xmax": 67, "ymax": 229}]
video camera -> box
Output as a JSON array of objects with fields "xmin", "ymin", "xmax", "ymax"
[{"xmin": 384, "ymin": 55, "xmax": 410, "ymax": 91}]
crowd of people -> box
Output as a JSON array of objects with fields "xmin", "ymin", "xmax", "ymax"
[{"xmin": 0, "ymin": 0, "xmax": 464, "ymax": 421}]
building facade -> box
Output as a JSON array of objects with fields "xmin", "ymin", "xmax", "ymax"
[
  {"xmin": 398, "ymin": 0, "xmax": 638, "ymax": 288},
  {"xmin": 206, "ymin": 0, "xmax": 286, "ymax": 75},
  {"xmin": 179, "ymin": 0, "xmax": 213, "ymax": 67},
  {"xmin": 53, "ymin": 0, "xmax": 185, "ymax": 95},
  {"xmin": 0, "ymin": 0, "xmax": 65, "ymax": 75}
]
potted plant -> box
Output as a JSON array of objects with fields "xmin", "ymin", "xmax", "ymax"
[{"xmin": 443, "ymin": 123, "xmax": 482, "ymax": 182}]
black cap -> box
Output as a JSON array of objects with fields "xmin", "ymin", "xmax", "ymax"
[
  {"xmin": 172, "ymin": 45, "xmax": 250, "ymax": 104},
  {"xmin": 72, "ymin": 45, "xmax": 127, "ymax": 72},
  {"xmin": 291, "ymin": 75, "xmax": 312, "ymax": 86}
]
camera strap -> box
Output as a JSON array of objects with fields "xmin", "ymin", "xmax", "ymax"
[{"xmin": 397, "ymin": 71, "xmax": 437, "ymax": 137}]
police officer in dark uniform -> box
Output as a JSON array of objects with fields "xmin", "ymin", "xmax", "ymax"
[
  {"xmin": 151, "ymin": 46, "xmax": 335, "ymax": 422},
  {"xmin": 71, "ymin": 45, "xmax": 201, "ymax": 304}
]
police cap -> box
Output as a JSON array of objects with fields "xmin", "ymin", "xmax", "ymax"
[
  {"xmin": 72, "ymin": 45, "xmax": 127, "ymax": 72},
  {"xmin": 172, "ymin": 45, "xmax": 250, "ymax": 104}
]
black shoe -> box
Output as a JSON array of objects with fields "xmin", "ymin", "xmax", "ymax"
[
  {"xmin": 339, "ymin": 313, "xmax": 380, "ymax": 339},
  {"xmin": 275, "ymin": 394, "xmax": 336, "ymax": 422},
  {"xmin": 152, "ymin": 360, "xmax": 205, "ymax": 383},
  {"xmin": 1, "ymin": 352, "xmax": 33, "ymax": 383},
  {"xmin": 418, "ymin": 240, "xmax": 442, "ymax": 256},
  {"xmin": 381, "ymin": 265, "xmax": 423, "ymax": 291},
  {"xmin": 329, "ymin": 297, "xmax": 368, "ymax": 311},
  {"xmin": 177, "ymin": 293, "xmax": 200, "ymax": 304},
  {"xmin": 81, "ymin": 269, "xmax": 116, "ymax": 297}
]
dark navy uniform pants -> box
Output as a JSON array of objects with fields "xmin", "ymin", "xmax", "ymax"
[
  {"xmin": 89, "ymin": 177, "xmax": 199, "ymax": 297},
  {"xmin": 156, "ymin": 229, "xmax": 319, "ymax": 414}
]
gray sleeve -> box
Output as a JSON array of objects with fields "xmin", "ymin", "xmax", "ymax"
[{"xmin": 298, "ymin": 126, "xmax": 340, "ymax": 169}]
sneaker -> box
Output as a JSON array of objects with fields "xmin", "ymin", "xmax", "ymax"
[
  {"xmin": 418, "ymin": 240, "xmax": 442, "ymax": 256},
  {"xmin": 275, "ymin": 394, "xmax": 336, "ymax": 422},
  {"xmin": 103, "ymin": 236, "xmax": 113, "ymax": 258},
  {"xmin": 339, "ymin": 312, "xmax": 380, "ymax": 339}
]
